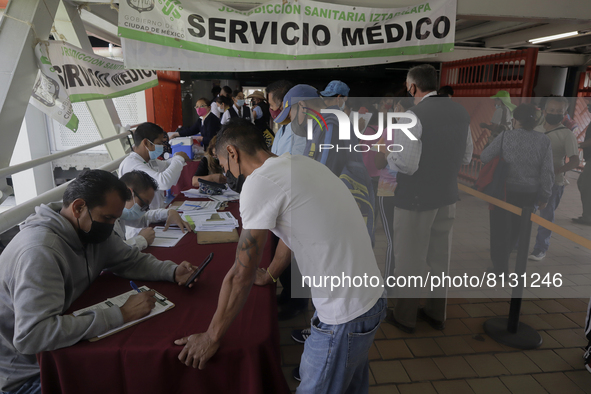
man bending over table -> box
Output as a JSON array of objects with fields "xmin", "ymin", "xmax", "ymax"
[
  {"xmin": 175, "ymin": 119, "xmax": 385, "ymax": 394},
  {"xmin": 0, "ymin": 170, "xmax": 197, "ymax": 394}
]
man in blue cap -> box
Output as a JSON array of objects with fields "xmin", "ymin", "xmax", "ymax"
[
  {"xmin": 274, "ymin": 84, "xmax": 350, "ymax": 176},
  {"xmin": 319, "ymin": 80, "xmax": 350, "ymax": 112}
]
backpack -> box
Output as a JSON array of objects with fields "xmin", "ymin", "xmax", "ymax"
[
  {"xmin": 476, "ymin": 131, "xmax": 509, "ymax": 202},
  {"xmin": 304, "ymin": 113, "xmax": 376, "ymax": 244}
]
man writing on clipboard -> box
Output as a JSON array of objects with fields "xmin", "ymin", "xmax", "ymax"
[
  {"xmin": 175, "ymin": 119, "xmax": 385, "ymax": 394},
  {"xmin": 0, "ymin": 170, "xmax": 198, "ymax": 394}
]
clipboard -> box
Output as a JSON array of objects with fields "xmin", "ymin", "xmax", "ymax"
[
  {"xmin": 72, "ymin": 286, "xmax": 175, "ymax": 342},
  {"xmin": 197, "ymin": 228, "xmax": 239, "ymax": 244}
]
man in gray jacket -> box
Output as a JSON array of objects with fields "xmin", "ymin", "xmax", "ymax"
[{"xmin": 0, "ymin": 170, "xmax": 196, "ymax": 394}]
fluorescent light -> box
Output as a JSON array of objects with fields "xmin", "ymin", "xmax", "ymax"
[{"xmin": 529, "ymin": 31, "xmax": 579, "ymax": 44}]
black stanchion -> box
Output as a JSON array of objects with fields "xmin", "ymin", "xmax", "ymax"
[{"xmin": 483, "ymin": 206, "xmax": 543, "ymax": 349}]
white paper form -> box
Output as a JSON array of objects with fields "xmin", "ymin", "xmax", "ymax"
[
  {"xmin": 192, "ymin": 212, "xmax": 239, "ymax": 232},
  {"xmin": 177, "ymin": 200, "xmax": 222, "ymax": 212},
  {"xmin": 150, "ymin": 226, "xmax": 188, "ymax": 247},
  {"xmin": 73, "ymin": 286, "xmax": 173, "ymax": 339}
]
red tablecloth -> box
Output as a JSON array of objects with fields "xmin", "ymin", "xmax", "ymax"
[
  {"xmin": 38, "ymin": 202, "xmax": 289, "ymax": 394},
  {"xmin": 170, "ymin": 160, "xmax": 201, "ymax": 196}
]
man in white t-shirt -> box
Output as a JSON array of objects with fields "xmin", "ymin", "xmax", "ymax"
[
  {"xmin": 174, "ymin": 118, "xmax": 385, "ymax": 394},
  {"xmin": 118, "ymin": 122, "xmax": 189, "ymax": 211},
  {"xmin": 529, "ymin": 97, "xmax": 580, "ymax": 261}
]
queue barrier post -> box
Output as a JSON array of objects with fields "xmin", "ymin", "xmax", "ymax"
[{"xmin": 483, "ymin": 206, "xmax": 543, "ymax": 349}]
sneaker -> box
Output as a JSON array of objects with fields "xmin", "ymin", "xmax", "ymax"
[
  {"xmin": 586, "ymin": 361, "xmax": 591, "ymax": 374},
  {"xmin": 291, "ymin": 328, "xmax": 311, "ymax": 344},
  {"xmin": 292, "ymin": 366, "xmax": 301, "ymax": 382},
  {"xmin": 583, "ymin": 344, "xmax": 591, "ymax": 361},
  {"xmin": 528, "ymin": 250, "xmax": 546, "ymax": 261}
]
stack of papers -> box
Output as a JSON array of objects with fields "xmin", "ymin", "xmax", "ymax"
[
  {"xmin": 181, "ymin": 189, "xmax": 211, "ymax": 199},
  {"xmin": 209, "ymin": 190, "xmax": 240, "ymax": 202},
  {"xmin": 176, "ymin": 200, "xmax": 222, "ymax": 212},
  {"xmin": 181, "ymin": 188, "xmax": 240, "ymax": 201},
  {"xmin": 189, "ymin": 211, "xmax": 239, "ymax": 232},
  {"xmin": 150, "ymin": 226, "xmax": 188, "ymax": 247}
]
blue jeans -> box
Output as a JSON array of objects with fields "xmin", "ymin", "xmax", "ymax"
[
  {"xmin": 297, "ymin": 297, "xmax": 386, "ymax": 394},
  {"xmin": 533, "ymin": 184, "xmax": 565, "ymax": 253},
  {"xmin": 1, "ymin": 376, "xmax": 41, "ymax": 394}
]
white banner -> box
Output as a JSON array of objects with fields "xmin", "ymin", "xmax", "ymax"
[
  {"xmin": 29, "ymin": 41, "xmax": 158, "ymax": 131},
  {"xmin": 119, "ymin": 0, "xmax": 455, "ymax": 71}
]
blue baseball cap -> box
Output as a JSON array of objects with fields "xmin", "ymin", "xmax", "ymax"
[
  {"xmin": 274, "ymin": 84, "xmax": 319, "ymax": 124},
  {"xmin": 319, "ymin": 80, "xmax": 350, "ymax": 97}
]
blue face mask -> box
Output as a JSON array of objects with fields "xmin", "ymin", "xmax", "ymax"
[
  {"xmin": 148, "ymin": 140, "xmax": 164, "ymax": 160},
  {"xmin": 236, "ymin": 99, "xmax": 245, "ymax": 107},
  {"xmin": 120, "ymin": 203, "xmax": 145, "ymax": 222}
]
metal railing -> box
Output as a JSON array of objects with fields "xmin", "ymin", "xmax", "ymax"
[
  {"xmin": 0, "ymin": 156, "xmax": 128, "ymax": 235},
  {"xmin": 0, "ymin": 125, "xmax": 138, "ymax": 235},
  {"xmin": 458, "ymin": 154, "xmax": 483, "ymax": 185},
  {"xmin": 0, "ymin": 127, "xmax": 133, "ymax": 179}
]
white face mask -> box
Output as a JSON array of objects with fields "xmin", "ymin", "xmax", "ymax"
[
  {"xmin": 339, "ymin": 99, "xmax": 346, "ymax": 111},
  {"xmin": 120, "ymin": 203, "xmax": 145, "ymax": 222}
]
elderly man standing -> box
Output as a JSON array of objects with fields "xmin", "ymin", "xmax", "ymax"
[
  {"xmin": 385, "ymin": 64, "xmax": 473, "ymax": 333},
  {"xmin": 528, "ymin": 96, "xmax": 580, "ymax": 260}
]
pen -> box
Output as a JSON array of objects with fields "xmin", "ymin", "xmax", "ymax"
[{"xmin": 130, "ymin": 281, "xmax": 141, "ymax": 293}]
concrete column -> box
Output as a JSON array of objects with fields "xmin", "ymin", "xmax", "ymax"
[{"xmin": 10, "ymin": 105, "xmax": 55, "ymax": 205}]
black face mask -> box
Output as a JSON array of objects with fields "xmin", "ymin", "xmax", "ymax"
[
  {"xmin": 545, "ymin": 113, "xmax": 563, "ymax": 125},
  {"xmin": 226, "ymin": 160, "xmax": 245, "ymax": 194},
  {"xmin": 77, "ymin": 209, "xmax": 114, "ymax": 244}
]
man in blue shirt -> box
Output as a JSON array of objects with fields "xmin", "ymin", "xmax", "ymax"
[{"xmin": 267, "ymin": 80, "xmax": 306, "ymax": 156}]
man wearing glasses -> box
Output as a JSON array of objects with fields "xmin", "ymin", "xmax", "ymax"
[{"xmin": 115, "ymin": 170, "xmax": 190, "ymax": 250}]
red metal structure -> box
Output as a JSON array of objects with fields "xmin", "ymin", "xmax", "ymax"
[
  {"xmin": 440, "ymin": 48, "xmax": 539, "ymax": 184},
  {"xmin": 145, "ymin": 71, "xmax": 183, "ymax": 133},
  {"xmin": 440, "ymin": 48, "xmax": 538, "ymax": 98},
  {"xmin": 573, "ymin": 67, "xmax": 591, "ymax": 168}
]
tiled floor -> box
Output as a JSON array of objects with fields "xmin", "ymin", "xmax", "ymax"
[{"xmin": 279, "ymin": 170, "xmax": 591, "ymax": 393}]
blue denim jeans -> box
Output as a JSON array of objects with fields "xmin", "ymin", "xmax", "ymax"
[
  {"xmin": 533, "ymin": 184, "xmax": 565, "ymax": 253},
  {"xmin": 1, "ymin": 376, "xmax": 41, "ymax": 394},
  {"xmin": 297, "ymin": 297, "xmax": 386, "ymax": 394}
]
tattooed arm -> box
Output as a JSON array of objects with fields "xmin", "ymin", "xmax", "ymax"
[{"xmin": 174, "ymin": 229, "xmax": 268, "ymax": 369}]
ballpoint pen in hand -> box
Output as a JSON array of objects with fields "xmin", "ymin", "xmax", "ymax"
[{"xmin": 130, "ymin": 281, "xmax": 141, "ymax": 293}]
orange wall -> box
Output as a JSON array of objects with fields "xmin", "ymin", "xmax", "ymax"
[{"xmin": 145, "ymin": 71, "xmax": 183, "ymax": 133}]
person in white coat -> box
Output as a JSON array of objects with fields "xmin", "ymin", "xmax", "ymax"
[{"xmin": 119, "ymin": 122, "xmax": 189, "ymax": 210}]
